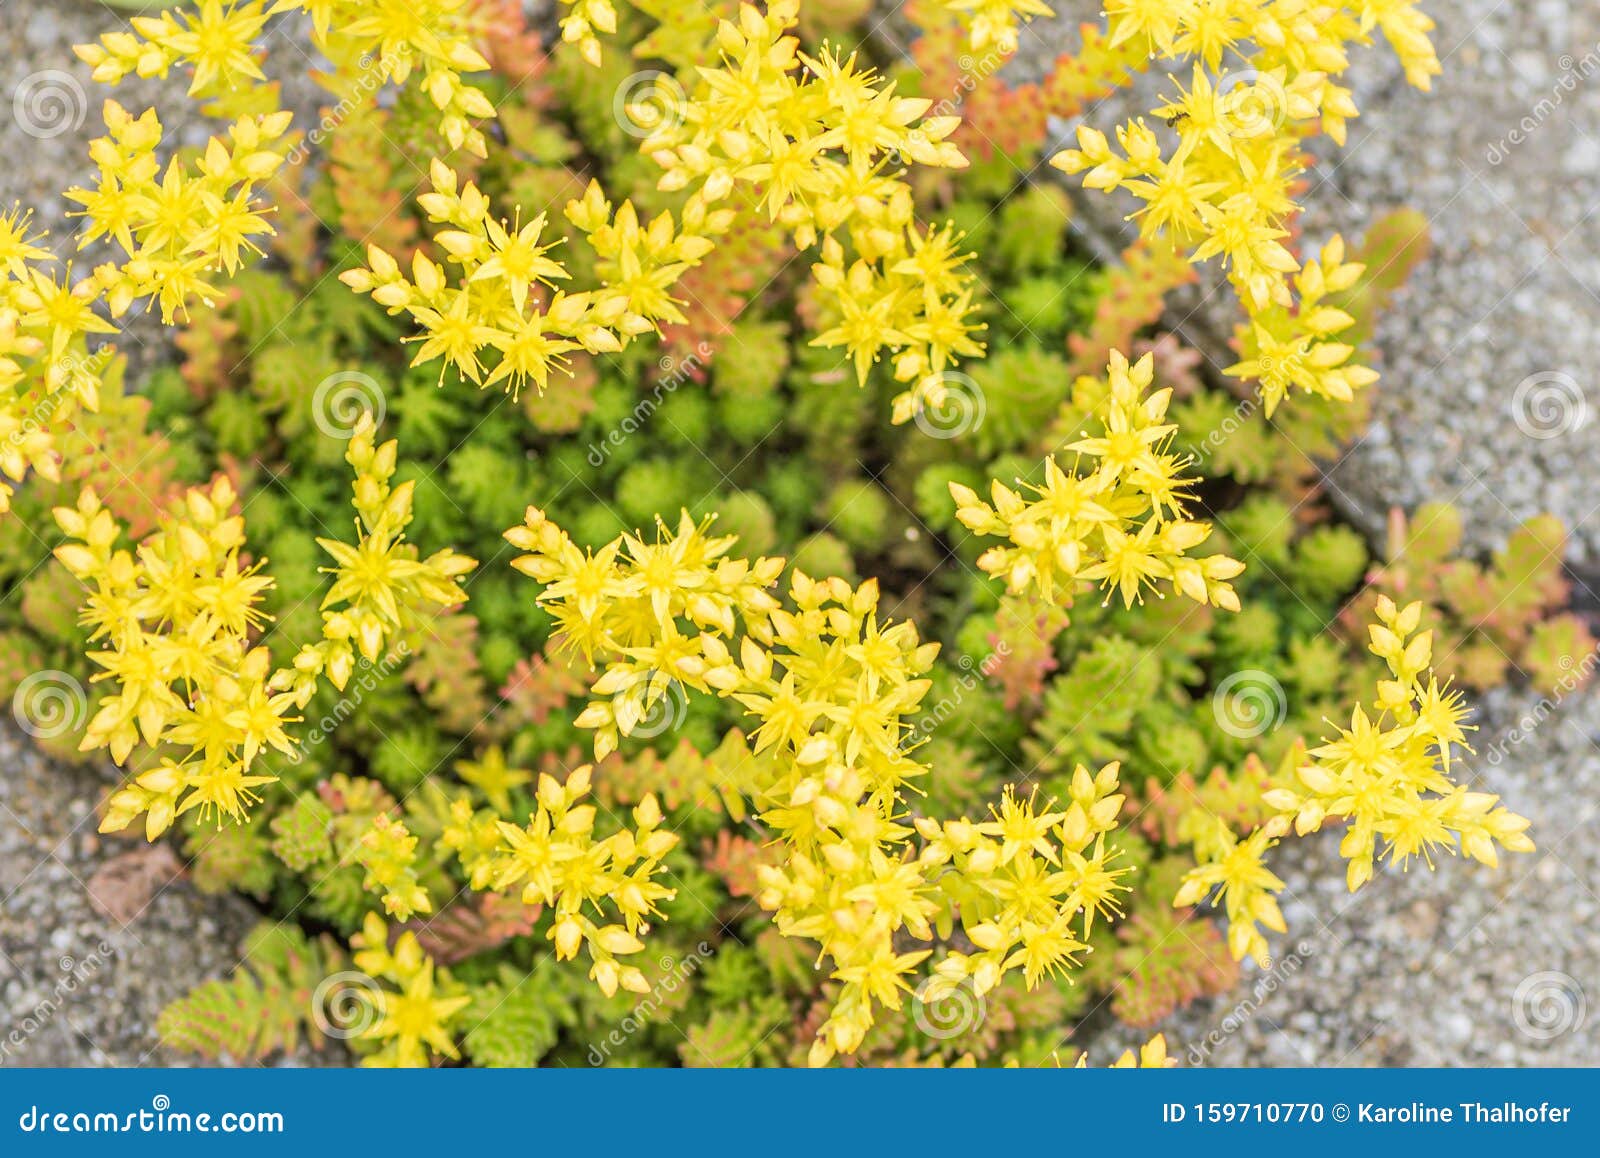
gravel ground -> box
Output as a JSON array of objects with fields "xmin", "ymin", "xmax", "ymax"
[
  {"xmin": 0, "ymin": 723, "xmax": 347, "ymax": 1067},
  {"xmin": 1009, "ymin": 0, "xmax": 1600, "ymax": 1066},
  {"xmin": 1, "ymin": 0, "xmax": 1596, "ymax": 1068},
  {"xmin": 1086, "ymin": 682, "xmax": 1600, "ymax": 1066},
  {"xmin": 0, "ymin": 0, "xmax": 328, "ymax": 1068},
  {"xmin": 1015, "ymin": 0, "xmax": 1600, "ymax": 567}
]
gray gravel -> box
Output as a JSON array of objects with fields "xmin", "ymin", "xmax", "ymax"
[
  {"xmin": 1019, "ymin": 1, "xmax": 1600, "ymax": 566},
  {"xmin": 1011, "ymin": 0, "xmax": 1600, "ymax": 1066},
  {"xmin": 0, "ymin": 722, "xmax": 332, "ymax": 1067},
  {"xmin": 0, "ymin": 0, "xmax": 329, "ymax": 1068},
  {"xmin": 1086, "ymin": 682, "xmax": 1600, "ymax": 1066},
  {"xmin": 1305, "ymin": 1, "xmax": 1600, "ymax": 569}
]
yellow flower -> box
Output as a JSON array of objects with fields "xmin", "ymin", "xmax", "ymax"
[
  {"xmin": 1052, "ymin": 1, "xmax": 1441, "ymax": 415},
  {"xmin": 351, "ymin": 918, "xmax": 470, "ymax": 1068},
  {"xmin": 454, "ymin": 745, "xmax": 532, "ymax": 816},
  {"xmin": 953, "ymin": 351, "xmax": 1243, "ymax": 611},
  {"xmin": 507, "ymin": 501, "xmax": 1142, "ymax": 1061},
  {"xmin": 1261, "ymin": 599, "xmax": 1532, "ymax": 894},
  {"xmin": 1174, "ymin": 824, "xmax": 1286, "ymax": 966}
]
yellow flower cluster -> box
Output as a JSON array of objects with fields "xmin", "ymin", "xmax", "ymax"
[
  {"xmin": 1267, "ymin": 597, "xmax": 1535, "ymax": 887},
  {"xmin": 56, "ymin": 419, "xmax": 473, "ymax": 840},
  {"xmin": 54, "ymin": 477, "xmax": 291, "ymax": 840},
  {"xmin": 944, "ymin": 1, "xmax": 1057, "ymax": 55},
  {"xmin": 486, "ymin": 766, "xmax": 679, "ymax": 997},
  {"xmin": 1178, "ymin": 598, "xmax": 1535, "ymax": 965},
  {"xmin": 354, "ymin": 2, "xmax": 986, "ymax": 420},
  {"xmin": 0, "ymin": 213, "xmax": 96, "ymax": 514},
  {"xmin": 351, "ymin": 913, "xmax": 471, "ymax": 1068},
  {"xmin": 357, "ymin": 813, "xmax": 434, "ymax": 922},
  {"xmin": 559, "ymin": 0, "xmax": 1054, "ymax": 64},
  {"xmin": 555, "ymin": 0, "xmax": 626, "ymax": 66},
  {"xmin": 504, "ymin": 503, "xmax": 1138, "ymax": 1064},
  {"xmin": 1226, "ymin": 234, "xmax": 1374, "ymax": 413},
  {"xmin": 79, "ymin": 0, "xmax": 495, "ymax": 154},
  {"xmin": 5, "ymin": 0, "xmax": 492, "ymax": 520},
  {"xmin": 638, "ymin": 1, "xmax": 982, "ymax": 418},
  {"xmin": 69, "ymin": 101, "xmax": 293, "ymax": 324},
  {"xmin": 277, "ymin": 416, "xmax": 476, "ymax": 706},
  {"xmin": 913, "ymin": 763, "xmax": 1129, "ymax": 998},
  {"xmin": 342, "ymin": 162, "xmax": 722, "ymax": 396},
  {"xmin": 0, "ymin": 98, "xmax": 287, "ymax": 512},
  {"xmin": 950, "ymin": 351, "xmax": 1244, "ymax": 609},
  {"xmin": 1050, "ymin": 0, "xmax": 1441, "ymax": 413},
  {"xmin": 1172, "ymin": 823, "xmax": 1286, "ymax": 965},
  {"xmin": 75, "ymin": 0, "xmax": 272, "ymax": 111}
]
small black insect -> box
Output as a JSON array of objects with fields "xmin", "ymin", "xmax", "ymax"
[{"xmin": 1165, "ymin": 112, "xmax": 1190, "ymax": 129}]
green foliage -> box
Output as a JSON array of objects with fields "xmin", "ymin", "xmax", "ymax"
[
  {"xmin": 1350, "ymin": 504, "xmax": 1596, "ymax": 693},
  {"xmin": 463, "ymin": 967, "xmax": 580, "ymax": 1068},
  {"xmin": 0, "ymin": 0, "xmax": 1569, "ymax": 1070},
  {"xmin": 156, "ymin": 925, "xmax": 347, "ymax": 1063}
]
